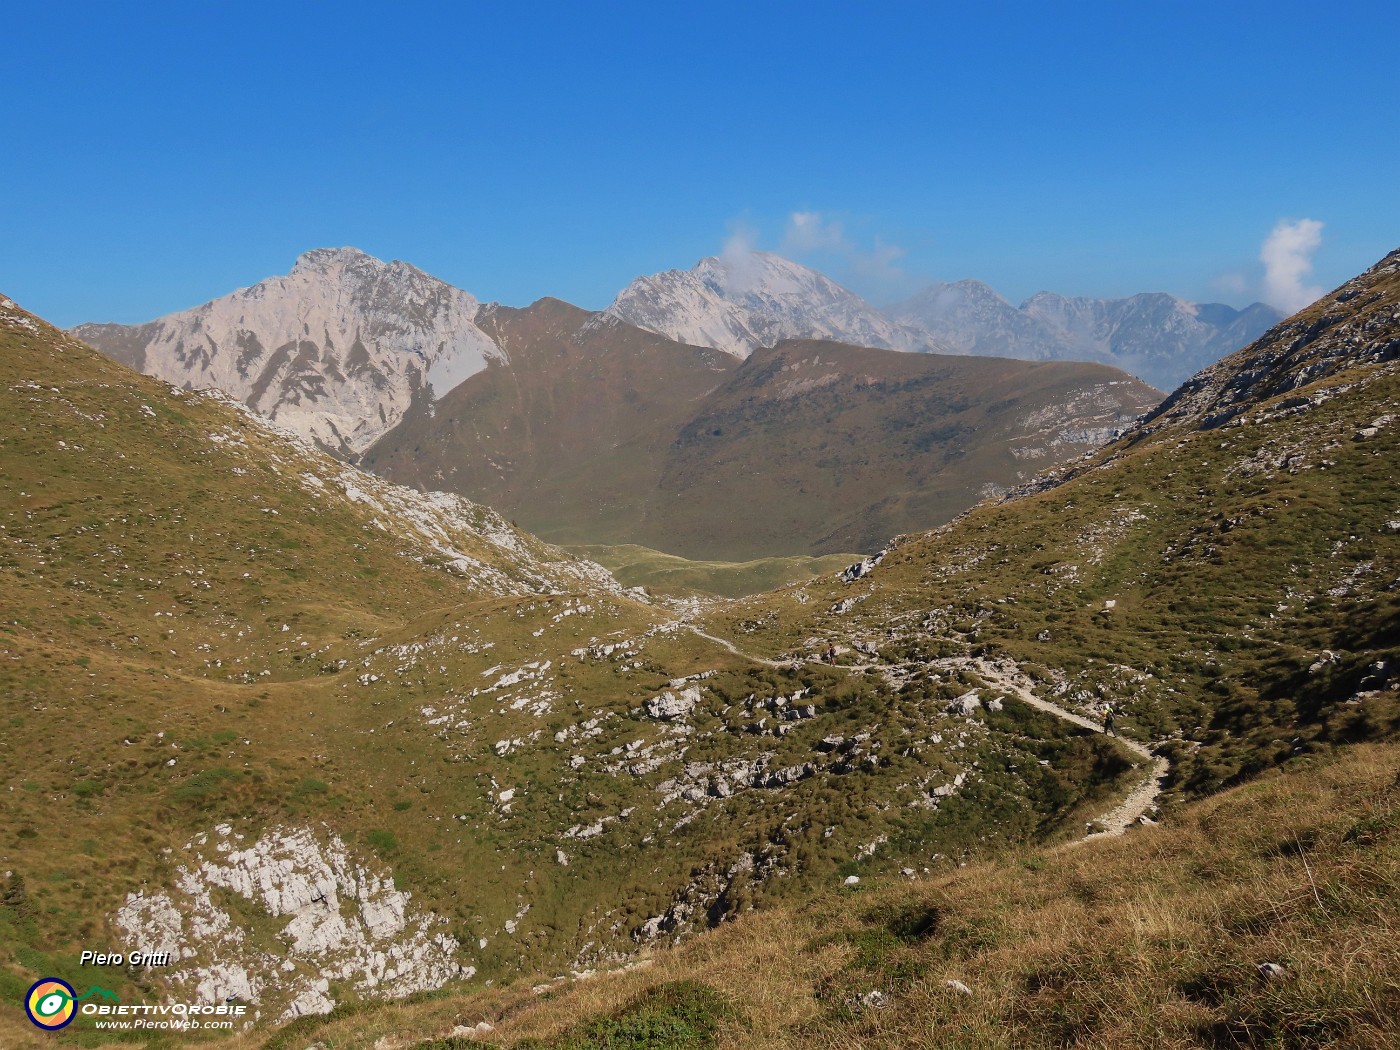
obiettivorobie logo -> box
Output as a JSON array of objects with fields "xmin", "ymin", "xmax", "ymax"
[
  {"xmin": 23, "ymin": 977, "xmax": 246, "ymax": 1033},
  {"xmin": 24, "ymin": 979, "xmax": 117, "ymax": 1030}
]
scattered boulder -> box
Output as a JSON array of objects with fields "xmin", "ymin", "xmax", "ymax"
[
  {"xmin": 646, "ymin": 685, "xmax": 701, "ymax": 720},
  {"xmin": 945, "ymin": 979, "xmax": 973, "ymax": 996},
  {"xmin": 947, "ymin": 690, "xmax": 982, "ymax": 716},
  {"xmin": 448, "ymin": 1020, "xmax": 496, "ymax": 1040},
  {"xmin": 1308, "ymin": 650, "xmax": 1341, "ymax": 673}
]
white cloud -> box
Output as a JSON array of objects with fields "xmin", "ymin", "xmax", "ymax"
[
  {"xmin": 782, "ymin": 211, "xmax": 848, "ymax": 254},
  {"xmin": 1259, "ymin": 218, "xmax": 1324, "ymax": 314},
  {"xmin": 778, "ymin": 211, "xmax": 909, "ymax": 293},
  {"xmin": 719, "ymin": 222, "xmax": 763, "ymax": 294}
]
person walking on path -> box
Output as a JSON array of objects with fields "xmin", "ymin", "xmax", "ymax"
[{"xmin": 1103, "ymin": 703, "xmax": 1117, "ymax": 737}]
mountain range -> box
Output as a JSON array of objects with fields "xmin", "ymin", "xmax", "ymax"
[
  {"xmin": 362, "ymin": 303, "xmax": 1158, "ymax": 558},
  {"xmin": 78, "ymin": 249, "xmax": 1162, "ymax": 562},
  {"xmin": 605, "ymin": 252, "xmax": 1282, "ymax": 390},
  {"xmin": 3, "ymin": 245, "xmax": 1395, "ymax": 1047},
  {"xmin": 888, "ymin": 279, "xmax": 1282, "ymax": 390}
]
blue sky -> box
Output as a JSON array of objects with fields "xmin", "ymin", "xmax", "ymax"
[{"xmin": 3, "ymin": 1, "xmax": 1397, "ymax": 326}]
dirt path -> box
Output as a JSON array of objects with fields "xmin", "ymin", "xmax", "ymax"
[
  {"xmin": 685, "ymin": 626, "xmax": 1167, "ymax": 842},
  {"xmin": 684, "ymin": 626, "xmax": 795, "ymax": 669},
  {"xmin": 966, "ymin": 657, "xmax": 1169, "ymax": 841}
]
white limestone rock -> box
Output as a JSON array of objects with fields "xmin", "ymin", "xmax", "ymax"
[
  {"xmin": 646, "ymin": 685, "xmax": 701, "ymax": 720},
  {"xmin": 112, "ymin": 824, "xmax": 465, "ymax": 1023}
]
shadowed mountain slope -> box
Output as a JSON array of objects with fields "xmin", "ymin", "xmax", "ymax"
[
  {"xmin": 360, "ymin": 298, "xmax": 738, "ymax": 545},
  {"xmin": 362, "ymin": 305, "xmax": 1161, "ymax": 560}
]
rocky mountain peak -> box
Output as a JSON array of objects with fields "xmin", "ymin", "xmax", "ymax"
[
  {"xmin": 289, "ymin": 245, "xmax": 375, "ymax": 273},
  {"xmin": 602, "ymin": 250, "xmax": 935, "ymax": 358},
  {"xmin": 75, "ymin": 249, "xmax": 502, "ymax": 456}
]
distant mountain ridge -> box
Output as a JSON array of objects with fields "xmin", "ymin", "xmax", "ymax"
[
  {"xmin": 74, "ymin": 248, "xmax": 501, "ymax": 455},
  {"xmin": 363, "ymin": 305, "xmax": 1161, "ymax": 559},
  {"xmin": 890, "ymin": 279, "xmax": 1283, "ymax": 390},
  {"xmin": 599, "ymin": 250, "xmax": 934, "ymax": 357},
  {"xmin": 602, "ymin": 253, "xmax": 1282, "ymax": 390},
  {"xmin": 78, "ymin": 249, "xmax": 1162, "ymax": 560}
]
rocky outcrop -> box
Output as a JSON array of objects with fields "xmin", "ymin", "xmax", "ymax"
[
  {"xmin": 76, "ymin": 248, "xmax": 502, "ymax": 455},
  {"xmin": 1139, "ymin": 249, "xmax": 1400, "ymax": 436},
  {"xmin": 646, "ymin": 685, "xmax": 702, "ymax": 720},
  {"xmin": 840, "ymin": 549, "xmax": 887, "ymax": 583},
  {"xmin": 113, "ymin": 824, "xmax": 467, "ymax": 1023}
]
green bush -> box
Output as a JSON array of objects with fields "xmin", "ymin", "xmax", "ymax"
[{"xmin": 365, "ymin": 829, "xmax": 398, "ymax": 853}]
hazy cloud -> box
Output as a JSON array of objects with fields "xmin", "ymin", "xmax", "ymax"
[
  {"xmin": 782, "ymin": 211, "xmax": 848, "ymax": 254},
  {"xmin": 1260, "ymin": 218, "xmax": 1324, "ymax": 314},
  {"xmin": 779, "ymin": 211, "xmax": 909, "ymax": 293},
  {"xmin": 1209, "ymin": 271, "xmax": 1249, "ymax": 299},
  {"xmin": 719, "ymin": 222, "xmax": 763, "ymax": 294},
  {"xmin": 849, "ymin": 239, "xmax": 908, "ymax": 284}
]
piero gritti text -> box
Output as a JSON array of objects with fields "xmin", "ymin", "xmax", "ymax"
[{"xmin": 80, "ymin": 949, "xmax": 173, "ymax": 967}]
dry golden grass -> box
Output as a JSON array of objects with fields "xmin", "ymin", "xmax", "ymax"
[{"xmin": 251, "ymin": 742, "xmax": 1399, "ymax": 1050}]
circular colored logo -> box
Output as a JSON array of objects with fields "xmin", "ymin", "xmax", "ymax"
[{"xmin": 25, "ymin": 978, "xmax": 77, "ymax": 1030}]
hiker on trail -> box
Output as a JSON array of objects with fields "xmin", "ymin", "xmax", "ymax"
[{"xmin": 1103, "ymin": 703, "xmax": 1117, "ymax": 737}]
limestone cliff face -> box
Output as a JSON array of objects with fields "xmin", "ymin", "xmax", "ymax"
[
  {"xmin": 113, "ymin": 824, "xmax": 467, "ymax": 1023},
  {"xmin": 75, "ymin": 248, "xmax": 502, "ymax": 455}
]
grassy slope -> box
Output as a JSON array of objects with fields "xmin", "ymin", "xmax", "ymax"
[
  {"xmin": 258, "ymin": 742, "xmax": 1400, "ymax": 1050},
  {"xmin": 0, "ymin": 297, "xmax": 674, "ymax": 1040},
  {"xmin": 565, "ymin": 544, "xmax": 859, "ymax": 599},
  {"xmin": 647, "ymin": 340, "xmax": 1159, "ymax": 558},
  {"xmin": 704, "ymin": 263, "xmax": 1400, "ymax": 801},
  {"xmin": 359, "ymin": 300, "xmax": 739, "ymax": 547},
  {"xmin": 266, "ymin": 253, "xmax": 1400, "ymax": 1050},
  {"xmin": 0, "ymin": 299, "xmax": 1139, "ymax": 1045}
]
